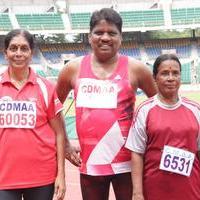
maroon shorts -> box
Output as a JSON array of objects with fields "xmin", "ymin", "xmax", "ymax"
[{"xmin": 80, "ymin": 172, "xmax": 132, "ymax": 200}]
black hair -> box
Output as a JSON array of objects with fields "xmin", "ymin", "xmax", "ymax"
[
  {"xmin": 4, "ymin": 29, "xmax": 35, "ymax": 51},
  {"xmin": 90, "ymin": 8, "xmax": 122, "ymax": 33},
  {"xmin": 153, "ymin": 54, "xmax": 182, "ymax": 77}
]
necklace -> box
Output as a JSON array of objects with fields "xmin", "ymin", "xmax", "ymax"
[
  {"xmin": 9, "ymin": 69, "xmax": 29, "ymax": 89},
  {"xmin": 11, "ymin": 78, "xmax": 27, "ymax": 89}
]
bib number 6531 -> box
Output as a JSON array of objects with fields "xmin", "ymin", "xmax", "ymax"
[{"xmin": 159, "ymin": 145, "xmax": 195, "ymax": 176}]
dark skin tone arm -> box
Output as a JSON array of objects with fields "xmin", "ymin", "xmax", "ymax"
[
  {"xmin": 56, "ymin": 57, "xmax": 82, "ymax": 167},
  {"xmin": 56, "ymin": 58, "xmax": 81, "ymax": 103}
]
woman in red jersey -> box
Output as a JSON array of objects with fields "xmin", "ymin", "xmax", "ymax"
[
  {"xmin": 0, "ymin": 29, "xmax": 66, "ymax": 200},
  {"xmin": 126, "ymin": 54, "xmax": 200, "ymax": 200}
]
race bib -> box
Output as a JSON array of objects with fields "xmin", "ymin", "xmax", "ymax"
[
  {"xmin": 76, "ymin": 78, "xmax": 118, "ymax": 108},
  {"xmin": 0, "ymin": 100, "xmax": 36, "ymax": 128},
  {"xmin": 159, "ymin": 145, "xmax": 195, "ymax": 176}
]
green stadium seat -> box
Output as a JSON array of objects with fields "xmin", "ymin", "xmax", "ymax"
[
  {"xmin": 0, "ymin": 14, "xmax": 12, "ymax": 31},
  {"xmin": 120, "ymin": 10, "xmax": 164, "ymax": 28},
  {"xmin": 171, "ymin": 7, "xmax": 200, "ymax": 25},
  {"xmin": 181, "ymin": 62, "xmax": 191, "ymax": 83},
  {"xmin": 70, "ymin": 12, "xmax": 91, "ymax": 29},
  {"xmin": 16, "ymin": 13, "xmax": 64, "ymax": 30}
]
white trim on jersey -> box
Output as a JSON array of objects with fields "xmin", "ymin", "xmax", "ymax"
[
  {"xmin": 111, "ymin": 161, "xmax": 131, "ymax": 174},
  {"xmin": 182, "ymin": 97, "xmax": 200, "ymax": 124},
  {"xmin": 126, "ymin": 97, "xmax": 155, "ymax": 154},
  {"xmin": 36, "ymin": 78, "xmax": 48, "ymax": 108},
  {"xmin": 182, "ymin": 97, "xmax": 200, "ymax": 150}
]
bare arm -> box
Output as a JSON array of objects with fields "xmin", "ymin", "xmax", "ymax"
[
  {"xmin": 56, "ymin": 58, "xmax": 81, "ymax": 103},
  {"xmin": 129, "ymin": 58, "xmax": 157, "ymax": 98},
  {"xmin": 56, "ymin": 58, "xmax": 82, "ymax": 167},
  {"xmin": 131, "ymin": 152, "xmax": 144, "ymax": 200},
  {"xmin": 49, "ymin": 113, "xmax": 66, "ymax": 200}
]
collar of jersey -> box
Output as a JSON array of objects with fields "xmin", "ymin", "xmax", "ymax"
[{"xmin": 155, "ymin": 94, "xmax": 182, "ymax": 110}]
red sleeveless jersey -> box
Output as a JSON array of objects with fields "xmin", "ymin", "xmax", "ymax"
[{"xmin": 74, "ymin": 54, "xmax": 135, "ymax": 175}]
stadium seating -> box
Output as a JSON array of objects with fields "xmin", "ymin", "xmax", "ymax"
[
  {"xmin": 197, "ymin": 62, "xmax": 200, "ymax": 82},
  {"xmin": 120, "ymin": 41, "xmax": 141, "ymax": 59},
  {"xmin": 144, "ymin": 39, "xmax": 192, "ymax": 59},
  {"xmin": 120, "ymin": 10, "xmax": 164, "ymax": 27},
  {"xmin": 40, "ymin": 41, "xmax": 142, "ymax": 63},
  {"xmin": 196, "ymin": 38, "xmax": 200, "ymax": 57},
  {"xmin": 171, "ymin": 7, "xmax": 200, "ymax": 25},
  {"xmin": 0, "ymin": 14, "xmax": 12, "ymax": 31},
  {"xmin": 0, "ymin": 52, "xmax": 6, "ymax": 65},
  {"xmin": 40, "ymin": 43, "xmax": 89, "ymax": 63},
  {"xmin": 70, "ymin": 12, "xmax": 91, "ymax": 29},
  {"xmin": 16, "ymin": 13, "xmax": 64, "ymax": 30},
  {"xmin": 69, "ymin": 9, "xmax": 164, "ymax": 29},
  {"xmin": 181, "ymin": 62, "xmax": 191, "ymax": 83}
]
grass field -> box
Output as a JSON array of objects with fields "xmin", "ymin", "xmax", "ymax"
[
  {"xmin": 181, "ymin": 92, "xmax": 200, "ymax": 102},
  {"xmin": 64, "ymin": 91, "xmax": 200, "ymax": 116}
]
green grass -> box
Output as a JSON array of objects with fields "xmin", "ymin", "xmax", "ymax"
[
  {"xmin": 63, "ymin": 91, "xmax": 200, "ymax": 116},
  {"xmin": 63, "ymin": 98, "xmax": 75, "ymax": 117},
  {"xmin": 182, "ymin": 92, "xmax": 200, "ymax": 102}
]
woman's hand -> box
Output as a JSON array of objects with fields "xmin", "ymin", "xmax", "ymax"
[{"xmin": 54, "ymin": 174, "xmax": 66, "ymax": 200}]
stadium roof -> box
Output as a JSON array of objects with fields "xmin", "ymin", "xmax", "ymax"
[
  {"xmin": 66, "ymin": 0, "xmax": 154, "ymax": 4},
  {"xmin": 0, "ymin": 0, "xmax": 55, "ymax": 6}
]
